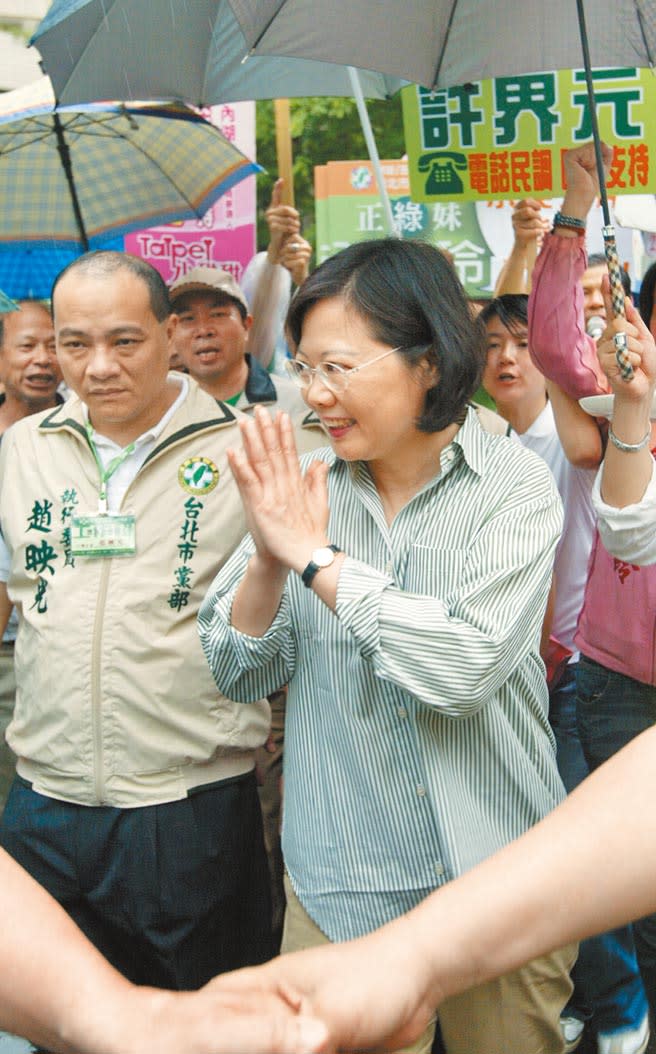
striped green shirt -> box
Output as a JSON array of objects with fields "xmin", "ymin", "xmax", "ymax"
[{"xmin": 199, "ymin": 407, "xmax": 565, "ymax": 941}]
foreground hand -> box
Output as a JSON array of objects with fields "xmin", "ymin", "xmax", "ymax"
[
  {"xmin": 227, "ymin": 407, "xmax": 330, "ymax": 569},
  {"xmin": 597, "ymin": 278, "xmax": 656, "ymax": 403},
  {"xmin": 134, "ymin": 982, "xmax": 328, "ymax": 1054},
  {"xmin": 211, "ymin": 930, "xmax": 436, "ymax": 1054}
]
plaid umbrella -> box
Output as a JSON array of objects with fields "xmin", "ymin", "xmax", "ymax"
[{"xmin": 0, "ymin": 77, "xmax": 260, "ymax": 251}]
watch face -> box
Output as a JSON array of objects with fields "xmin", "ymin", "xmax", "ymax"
[{"xmin": 312, "ymin": 547, "xmax": 335, "ymax": 568}]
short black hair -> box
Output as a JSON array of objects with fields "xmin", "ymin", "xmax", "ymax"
[
  {"xmin": 0, "ymin": 298, "xmax": 52, "ymax": 348},
  {"xmin": 479, "ymin": 294, "xmax": 528, "ymax": 337},
  {"xmin": 286, "ymin": 239, "xmax": 485, "ymax": 432},
  {"xmin": 51, "ymin": 250, "xmax": 170, "ymax": 322},
  {"xmin": 639, "ymin": 260, "xmax": 656, "ymax": 332},
  {"xmin": 586, "ymin": 252, "xmax": 632, "ymax": 297}
]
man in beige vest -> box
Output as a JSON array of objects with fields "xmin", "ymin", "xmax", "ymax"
[{"xmin": 0, "ymin": 251, "xmax": 272, "ymax": 989}]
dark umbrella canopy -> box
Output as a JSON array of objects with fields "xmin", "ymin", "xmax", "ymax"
[
  {"xmin": 31, "ymin": 0, "xmax": 404, "ymax": 106},
  {"xmin": 33, "ymin": 0, "xmax": 656, "ymax": 105},
  {"xmin": 32, "ymin": 0, "xmax": 656, "ymax": 368}
]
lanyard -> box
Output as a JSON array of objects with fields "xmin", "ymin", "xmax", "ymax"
[{"xmin": 85, "ymin": 421, "xmax": 136, "ymax": 514}]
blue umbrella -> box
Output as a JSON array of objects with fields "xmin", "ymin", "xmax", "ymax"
[
  {"xmin": 0, "ymin": 238, "xmax": 124, "ymax": 301},
  {"xmin": 0, "ymin": 288, "xmax": 19, "ymax": 313}
]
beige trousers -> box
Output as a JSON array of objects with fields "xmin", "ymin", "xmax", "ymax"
[{"xmin": 281, "ymin": 874, "xmax": 577, "ymax": 1054}]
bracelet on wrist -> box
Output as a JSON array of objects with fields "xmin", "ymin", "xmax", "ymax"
[
  {"xmin": 608, "ymin": 425, "xmax": 652, "ymax": 453},
  {"xmin": 552, "ymin": 211, "xmax": 586, "ymax": 234}
]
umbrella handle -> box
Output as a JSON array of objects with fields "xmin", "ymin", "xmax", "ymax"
[{"xmin": 603, "ymin": 226, "xmax": 634, "ymax": 381}]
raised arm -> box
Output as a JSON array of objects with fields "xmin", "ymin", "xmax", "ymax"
[
  {"xmin": 214, "ymin": 723, "xmax": 656, "ymax": 1054},
  {"xmin": 246, "ymin": 179, "xmax": 298, "ymax": 369},
  {"xmin": 494, "ymin": 198, "xmax": 548, "ymax": 296},
  {"xmin": 589, "ymin": 284, "xmax": 656, "ymax": 563},
  {"xmin": 596, "ymin": 291, "xmax": 656, "ymax": 509},
  {"xmin": 546, "ymin": 379, "xmax": 603, "ymax": 469},
  {"xmin": 528, "ymin": 142, "xmax": 614, "ymax": 398}
]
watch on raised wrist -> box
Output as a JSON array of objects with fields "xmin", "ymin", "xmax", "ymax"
[{"xmin": 301, "ymin": 544, "xmax": 342, "ymax": 588}]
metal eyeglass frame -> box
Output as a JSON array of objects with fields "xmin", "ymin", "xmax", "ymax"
[{"xmin": 284, "ymin": 346, "xmax": 401, "ymax": 394}]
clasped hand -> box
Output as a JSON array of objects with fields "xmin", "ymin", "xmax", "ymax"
[{"xmin": 227, "ymin": 406, "xmax": 331, "ymax": 574}]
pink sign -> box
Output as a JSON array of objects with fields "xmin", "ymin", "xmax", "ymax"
[{"xmin": 125, "ymin": 102, "xmax": 256, "ymax": 285}]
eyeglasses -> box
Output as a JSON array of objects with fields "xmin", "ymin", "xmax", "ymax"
[{"xmin": 285, "ymin": 346, "xmax": 401, "ymax": 395}]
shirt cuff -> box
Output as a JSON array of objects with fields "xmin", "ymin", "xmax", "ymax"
[
  {"xmin": 592, "ymin": 459, "xmax": 656, "ymax": 562},
  {"xmin": 213, "ymin": 587, "xmax": 291, "ymax": 671},
  {"xmin": 335, "ymin": 557, "xmax": 393, "ymax": 658}
]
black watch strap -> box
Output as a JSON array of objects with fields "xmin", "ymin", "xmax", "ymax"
[{"xmin": 301, "ymin": 544, "xmax": 342, "ymax": 588}]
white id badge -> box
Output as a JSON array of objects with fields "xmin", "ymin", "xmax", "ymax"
[{"xmin": 70, "ymin": 513, "xmax": 136, "ymax": 557}]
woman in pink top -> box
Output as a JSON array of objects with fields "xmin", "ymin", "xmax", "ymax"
[{"xmin": 528, "ymin": 142, "xmax": 656, "ymax": 1037}]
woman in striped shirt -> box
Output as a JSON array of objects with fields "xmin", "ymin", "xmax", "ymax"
[{"xmin": 199, "ymin": 238, "xmax": 574, "ymax": 1054}]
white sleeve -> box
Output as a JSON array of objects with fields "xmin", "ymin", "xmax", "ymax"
[
  {"xmin": 592, "ymin": 458, "xmax": 656, "ymax": 565},
  {"xmin": 0, "ymin": 532, "xmax": 10, "ymax": 583}
]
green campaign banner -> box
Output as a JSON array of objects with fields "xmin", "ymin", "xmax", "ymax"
[
  {"xmin": 402, "ymin": 67, "xmax": 655, "ymax": 202},
  {"xmin": 314, "ymin": 159, "xmax": 636, "ymax": 300}
]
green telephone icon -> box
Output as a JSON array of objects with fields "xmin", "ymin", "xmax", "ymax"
[{"xmin": 418, "ymin": 151, "xmax": 468, "ymax": 195}]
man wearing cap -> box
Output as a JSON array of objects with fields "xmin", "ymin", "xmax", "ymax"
[
  {"xmin": 168, "ymin": 266, "xmax": 310, "ymax": 417},
  {"xmin": 0, "ymin": 251, "xmax": 272, "ymax": 990}
]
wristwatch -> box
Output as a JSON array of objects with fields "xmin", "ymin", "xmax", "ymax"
[{"xmin": 301, "ymin": 544, "xmax": 342, "ymax": 588}]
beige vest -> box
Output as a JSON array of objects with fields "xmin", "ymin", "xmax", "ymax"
[{"xmin": 0, "ymin": 380, "xmax": 270, "ymax": 807}]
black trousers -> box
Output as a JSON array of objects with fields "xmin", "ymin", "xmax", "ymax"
[{"xmin": 0, "ymin": 771, "xmax": 272, "ymax": 989}]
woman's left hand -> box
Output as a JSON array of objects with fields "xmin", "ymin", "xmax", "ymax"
[{"xmin": 227, "ymin": 406, "xmax": 331, "ymax": 572}]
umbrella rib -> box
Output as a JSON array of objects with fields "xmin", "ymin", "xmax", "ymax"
[
  {"xmin": 245, "ymin": 1, "xmax": 288, "ymax": 54},
  {"xmin": 52, "ymin": 111, "xmax": 90, "ymax": 251},
  {"xmin": 635, "ymin": 0, "xmax": 656, "ymax": 67},
  {"xmin": 429, "ymin": 0, "xmax": 459, "ymax": 89},
  {"xmin": 0, "ymin": 126, "xmax": 58, "ymax": 156}
]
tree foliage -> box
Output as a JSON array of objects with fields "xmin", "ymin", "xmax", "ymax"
[{"xmin": 255, "ymin": 95, "xmax": 405, "ymax": 251}]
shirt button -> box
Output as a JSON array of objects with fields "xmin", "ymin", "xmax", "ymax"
[
  {"xmin": 385, "ymin": 560, "xmax": 393, "ymax": 574},
  {"xmin": 416, "ymin": 785, "xmax": 426, "ymax": 797},
  {"xmin": 397, "ymin": 707, "xmax": 407, "ymax": 719},
  {"xmin": 434, "ymin": 862, "xmax": 445, "ymax": 877}
]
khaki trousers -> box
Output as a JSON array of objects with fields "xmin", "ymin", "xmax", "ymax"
[{"xmin": 281, "ymin": 874, "xmax": 577, "ymax": 1054}]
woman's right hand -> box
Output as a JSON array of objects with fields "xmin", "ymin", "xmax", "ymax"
[{"xmin": 596, "ymin": 280, "xmax": 656, "ymax": 407}]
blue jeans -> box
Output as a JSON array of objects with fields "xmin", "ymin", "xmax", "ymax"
[
  {"xmin": 548, "ymin": 662, "xmax": 648, "ymax": 1032},
  {"xmin": 575, "ymin": 656, "xmax": 656, "ymax": 1026}
]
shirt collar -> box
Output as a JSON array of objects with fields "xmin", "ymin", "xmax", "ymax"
[
  {"xmin": 343, "ymin": 405, "xmax": 488, "ymax": 496},
  {"xmin": 449, "ymin": 405, "xmax": 488, "ymax": 479}
]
